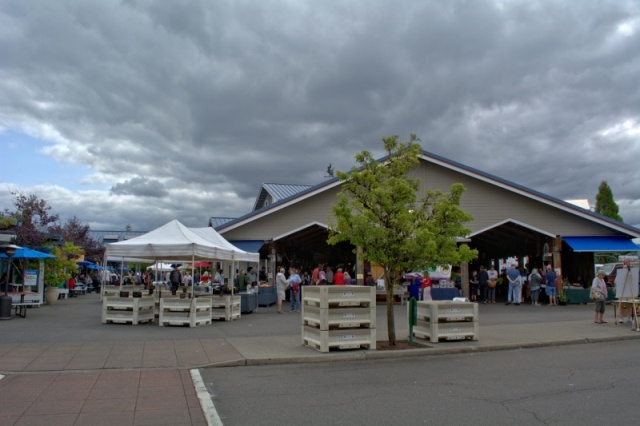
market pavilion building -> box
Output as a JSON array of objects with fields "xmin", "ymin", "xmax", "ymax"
[{"xmin": 212, "ymin": 150, "xmax": 640, "ymax": 293}]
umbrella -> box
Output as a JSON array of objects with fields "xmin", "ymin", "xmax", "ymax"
[
  {"xmin": 193, "ymin": 261, "xmax": 211, "ymax": 268},
  {"xmin": 0, "ymin": 247, "xmax": 56, "ymax": 259}
]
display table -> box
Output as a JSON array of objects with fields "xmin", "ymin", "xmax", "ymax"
[
  {"xmin": 240, "ymin": 292, "xmax": 258, "ymax": 313},
  {"xmin": 258, "ymin": 285, "xmax": 277, "ymax": 306},
  {"xmin": 610, "ymin": 299, "xmax": 640, "ymax": 331},
  {"xmin": 565, "ymin": 287, "xmax": 616, "ymax": 304},
  {"xmin": 430, "ymin": 288, "xmax": 461, "ymax": 301}
]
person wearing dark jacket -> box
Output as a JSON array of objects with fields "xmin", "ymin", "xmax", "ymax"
[
  {"xmin": 169, "ymin": 266, "xmax": 182, "ymax": 295},
  {"xmin": 477, "ymin": 266, "xmax": 489, "ymax": 304}
]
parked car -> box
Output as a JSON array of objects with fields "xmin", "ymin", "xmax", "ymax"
[{"xmin": 601, "ymin": 262, "xmax": 639, "ymax": 287}]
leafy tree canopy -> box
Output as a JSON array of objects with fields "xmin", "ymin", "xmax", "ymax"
[
  {"xmin": 329, "ymin": 134, "xmax": 478, "ymax": 345},
  {"xmin": 3, "ymin": 190, "xmax": 59, "ymax": 248},
  {"xmin": 3, "ymin": 191, "xmax": 104, "ymax": 261}
]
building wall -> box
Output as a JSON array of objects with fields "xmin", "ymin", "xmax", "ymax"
[
  {"xmin": 221, "ymin": 160, "xmax": 623, "ymax": 240},
  {"xmin": 417, "ymin": 162, "xmax": 618, "ymax": 236},
  {"xmin": 221, "ymin": 185, "xmax": 342, "ymax": 240}
]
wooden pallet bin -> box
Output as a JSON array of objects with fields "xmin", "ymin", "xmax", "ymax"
[
  {"xmin": 302, "ymin": 326, "xmax": 376, "ymax": 352},
  {"xmin": 413, "ymin": 319, "xmax": 479, "ymax": 342},
  {"xmin": 102, "ymin": 296, "xmax": 155, "ymax": 325},
  {"xmin": 158, "ymin": 297, "xmax": 212, "ymax": 327},
  {"xmin": 412, "ymin": 300, "xmax": 479, "ymax": 343},
  {"xmin": 209, "ymin": 295, "xmax": 241, "ymax": 321},
  {"xmin": 416, "ymin": 300, "xmax": 478, "ymax": 323},
  {"xmin": 302, "ymin": 285, "xmax": 375, "ymax": 308},
  {"xmin": 302, "ymin": 286, "xmax": 376, "ymax": 352},
  {"xmin": 302, "ymin": 305, "xmax": 376, "ymax": 330}
]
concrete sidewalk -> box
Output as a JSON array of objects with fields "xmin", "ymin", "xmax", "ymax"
[{"xmin": 1, "ymin": 293, "xmax": 638, "ymax": 425}]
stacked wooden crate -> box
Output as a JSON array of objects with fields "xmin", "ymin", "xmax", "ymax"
[
  {"xmin": 158, "ymin": 297, "xmax": 212, "ymax": 327},
  {"xmin": 210, "ymin": 295, "xmax": 241, "ymax": 321},
  {"xmin": 412, "ymin": 300, "xmax": 478, "ymax": 343},
  {"xmin": 102, "ymin": 296, "xmax": 155, "ymax": 325},
  {"xmin": 301, "ymin": 286, "xmax": 376, "ymax": 353}
]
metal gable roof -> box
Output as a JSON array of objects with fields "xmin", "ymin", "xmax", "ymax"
[
  {"xmin": 252, "ymin": 183, "xmax": 313, "ymax": 211},
  {"xmin": 216, "ymin": 150, "xmax": 640, "ymax": 238}
]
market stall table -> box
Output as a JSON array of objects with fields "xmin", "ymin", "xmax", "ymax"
[
  {"xmin": 240, "ymin": 291, "xmax": 258, "ymax": 313},
  {"xmin": 430, "ymin": 287, "xmax": 461, "ymax": 301},
  {"xmin": 611, "ymin": 298, "xmax": 640, "ymax": 331}
]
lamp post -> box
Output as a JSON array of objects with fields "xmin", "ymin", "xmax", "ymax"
[{"xmin": 0, "ymin": 244, "xmax": 19, "ymax": 320}]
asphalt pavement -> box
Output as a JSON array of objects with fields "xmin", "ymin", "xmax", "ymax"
[{"xmin": 0, "ymin": 292, "xmax": 638, "ymax": 425}]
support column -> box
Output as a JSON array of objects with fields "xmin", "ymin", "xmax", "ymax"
[
  {"xmin": 460, "ymin": 261, "xmax": 469, "ymax": 299},
  {"xmin": 553, "ymin": 236, "xmax": 563, "ymax": 295},
  {"xmin": 356, "ymin": 246, "xmax": 364, "ymax": 285}
]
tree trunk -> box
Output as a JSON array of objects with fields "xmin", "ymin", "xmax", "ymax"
[{"xmin": 384, "ymin": 268, "xmax": 396, "ymax": 346}]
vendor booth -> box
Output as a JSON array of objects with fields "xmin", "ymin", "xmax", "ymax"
[
  {"xmin": 1, "ymin": 246, "xmax": 55, "ymax": 317},
  {"xmin": 103, "ymin": 219, "xmax": 259, "ymax": 326}
]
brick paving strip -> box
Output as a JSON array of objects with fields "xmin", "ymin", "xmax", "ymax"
[{"xmin": 0, "ymin": 369, "xmax": 207, "ymax": 425}]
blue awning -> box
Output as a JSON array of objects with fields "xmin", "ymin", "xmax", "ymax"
[
  {"xmin": 228, "ymin": 240, "xmax": 265, "ymax": 253},
  {"xmin": 563, "ymin": 236, "xmax": 640, "ymax": 252}
]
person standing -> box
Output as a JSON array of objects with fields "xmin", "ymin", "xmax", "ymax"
[
  {"xmin": 169, "ymin": 265, "xmax": 182, "ymax": 295},
  {"xmin": 334, "ymin": 267, "xmax": 345, "ymax": 285},
  {"xmin": 529, "ymin": 268, "xmax": 542, "ymax": 306},
  {"xmin": 365, "ymin": 272, "xmax": 376, "ymax": 287},
  {"xmin": 236, "ymin": 269, "xmax": 248, "ymax": 291},
  {"xmin": 591, "ymin": 270, "xmax": 608, "ymax": 324},
  {"xmin": 246, "ymin": 267, "xmax": 258, "ymax": 291},
  {"xmin": 275, "ymin": 267, "xmax": 288, "ymax": 314},
  {"xmin": 487, "ymin": 266, "xmax": 498, "ymax": 302},
  {"xmin": 288, "ymin": 268, "xmax": 302, "ymax": 312},
  {"xmin": 469, "ymin": 270, "xmax": 479, "ymax": 302},
  {"xmin": 544, "ymin": 264, "xmax": 557, "ymax": 306},
  {"xmin": 477, "ymin": 266, "xmax": 489, "ymax": 304},
  {"xmin": 325, "ymin": 266, "xmax": 334, "ymax": 285},
  {"xmin": 506, "ymin": 264, "xmax": 520, "ymax": 305},
  {"xmin": 311, "ymin": 264, "xmax": 321, "ymax": 285}
]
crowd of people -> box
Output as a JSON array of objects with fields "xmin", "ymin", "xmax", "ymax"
[{"xmin": 468, "ymin": 263, "xmax": 559, "ymax": 306}]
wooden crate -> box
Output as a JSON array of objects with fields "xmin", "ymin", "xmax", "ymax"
[
  {"xmin": 302, "ymin": 285, "xmax": 375, "ymax": 308},
  {"xmin": 416, "ymin": 300, "xmax": 478, "ymax": 323},
  {"xmin": 158, "ymin": 297, "xmax": 212, "ymax": 327},
  {"xmin": 302, "ymin": 305, "xmax": 376, "ymax": 330},
  {"xmin": 413, "ymin": 319, "xmax": 479, "ymax": 343},
  {"xmin": 209, "ymin": 295, "xmax": 241, "ymax": 321},
  {"xmin": 302, "ymin": 325, "xmax": 376, "ymax": 353},
  {"xmin": 102, "ymin": 297, "xmax": 155, "ymax": 325}
]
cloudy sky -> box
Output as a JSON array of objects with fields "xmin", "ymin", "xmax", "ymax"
[{"xmin": 1, "ymin": 0, "xmax": 639, "ymax": 233}]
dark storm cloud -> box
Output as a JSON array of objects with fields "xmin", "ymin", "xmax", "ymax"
[
  {"xmin": 110, "ymin": 177, "xmax": 168, "ymax": 198},
  {"xmin": 0, "ymin": 0, "xmax": 638, "ymax": 230}
]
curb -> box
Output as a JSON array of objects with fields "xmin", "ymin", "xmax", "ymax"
[{"xmin": 206, "ymin": 333, "xmax": 640, "ymax": 369}]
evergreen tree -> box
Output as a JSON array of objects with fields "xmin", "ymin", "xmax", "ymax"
[{"xmin": 594, "ymin": 181, "xmax": 623, "ymax": 222}]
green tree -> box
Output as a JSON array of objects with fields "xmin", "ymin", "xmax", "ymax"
[
  {"xmin": 594, "ymin": 181, "xmax": 623, "ymax": 222},
  {"xmin": 49, "ymin": 216, "xmax": 105, "ymax": 263},
  {"xmin": 328, "ymin": 134, "xmax": 478, "ymax": 345},
  {"xmin": 43, "ymin": 242, "xmax": 83, "ymax": 286}
]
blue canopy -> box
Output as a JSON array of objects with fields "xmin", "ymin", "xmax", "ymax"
[
  {"xmin": 563, "ymin": 236, "xmax": 640, "ymax": 252},
  {"xmin": 0, "ymin": 247, "xmax": 56, "ymax": 259}
]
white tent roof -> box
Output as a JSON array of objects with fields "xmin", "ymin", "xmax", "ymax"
[
  {"xmin": 189, "ymin": 226, "xmax": 259, "ymax": 262},
  {"xmin": 105, "ymin": 219, "xmax": 259, "ymax": 263},
  {"xmin": 146, "ymin": 262, "xmax": 174, "ymax": 272}
]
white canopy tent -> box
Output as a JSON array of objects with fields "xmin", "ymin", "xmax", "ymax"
[
  {"xmin": 103, "ymin": 219, "xmax": 260, "ymax": 297},
  {"xmin": 146, "ymin": 262, "xmax": 174, "ymax": 272},
  {"xmin": 106, "ymin": 219, "xmax": 259, "ymax": 263}
]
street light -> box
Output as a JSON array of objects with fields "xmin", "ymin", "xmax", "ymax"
[{"xmin": 0, "ymin": 244, "xmax": 19, "ymax": 320}]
